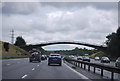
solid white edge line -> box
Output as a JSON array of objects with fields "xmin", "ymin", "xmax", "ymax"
[
  {"xmin": 22, "ymin": 74, "xmax": 27, "ymax": 79},
  {"xmin": 64, "ymin": 63, "xmax": 89, "ymax": 79}
]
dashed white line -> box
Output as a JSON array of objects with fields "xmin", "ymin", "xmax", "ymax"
[
  {"xmin": 32, "ymin": 68, "xmax": 35, "ymax": 71},
  {"xmin": 22, "ymin": 74, "xmax": 27, "ymax": 79},
  {"xmin": 37, "ymin": 65, "xmax": 39, "ymax": 66},
  {"xmin": 64, "ymin": 63, "xmax": 89, "ymax": 79},
  {"xmin": 7, "ymin": 64, "xmax": 10, "ymax": 66}
]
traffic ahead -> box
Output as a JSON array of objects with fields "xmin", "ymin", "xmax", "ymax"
[
  {"xmin": 2, "ymin": 58, "xmax": 89, "ymax": 79},
  {"xmin": 2, "ymin": 49, "xmax": 120, "ymax": 80}
]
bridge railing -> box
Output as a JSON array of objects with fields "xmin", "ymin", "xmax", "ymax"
[
  {"xmin": 64, "ymin": 57, "xmax": 120, "ymax": 80},
  {"xmin": 34, "ymin": 40, "xmax": 107, "ymax": 47}
]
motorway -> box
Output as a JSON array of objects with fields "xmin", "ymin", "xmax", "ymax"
[
  {"xmin": 2, "ymin": 58, "xmax": 90, "ymax": 79},
  {"xmin": 2, "ymin": 58, "xmax": 120, "ymax": 80}
]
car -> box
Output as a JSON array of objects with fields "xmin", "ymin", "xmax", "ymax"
[
  {"xmin": 44, "ymin": 55, "xmax": 47, "ymax": 60},
  {"xmin": 101, "ymin": 57, "xmax": 110, "ymax": 63},
  {"xmin": 77, "ymin": 56, "xmax": 82, "ymax": 60},
  {"xmin": 69, "ymin": 55, "xmax": 75, "ymax": 58},
  {"xmin": 94, "ymin": 57, "xmax": 100, "ymax": 61},
  {"xmin": 115, "ymin": 57, "xmax": 120, "ymax": 67},
  {"xmin": 29, "ymin": 49, "xmax": 41, "ymax": 62},
  {"xmin": 84, "ymin": 54, "xmax": 89, "ymax": 56},
  {"xmin": 41, "ymin": 55, "xmax": 47, "ymax": 60},
  {"xmin": 48, "ymin": 54, "xmax": 62, "ymax": 66},
  {"xmin": 82, "ymin": 56, "xmax": 90, "ymax": 62}
]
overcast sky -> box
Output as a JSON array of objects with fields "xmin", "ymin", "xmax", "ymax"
[{"xmin": 1, "ymin": 2, "xmax": 118, "ymax": 50}]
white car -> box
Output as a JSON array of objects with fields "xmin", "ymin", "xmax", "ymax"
[
  {"xmin": 94, "ymin": 57, "xmax": 100, "ymax": 61},
  {"xmin": 77, "ymin": 56, "xmax": 82, "ymax": 60},
  {"xmin": 115, "ymin": 57, "xmax": 120, "ymax": 67},
  {"xmin": 69, "ymin": 55, "xmax": 75, "ymax": 58}
]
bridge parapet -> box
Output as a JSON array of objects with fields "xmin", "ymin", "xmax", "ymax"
[
  {"xmin": 20, "ymin": 40, "xmax": 107, "ymax": 52},
  {"xmin": 32, "ymin": 40, "xmax": 107, "ymax": 47}
]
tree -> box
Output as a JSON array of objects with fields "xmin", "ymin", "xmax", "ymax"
[
  {"xmin": 4, "ymin": 42, "xmax": 9, "ymax": 52},
  {"xmin": 106, "ymin": 27, "xmax": 120, "ymax": 57},
  {"xmin": 14, "ymin": 36, "xmax": 26, "ymax": 47}
]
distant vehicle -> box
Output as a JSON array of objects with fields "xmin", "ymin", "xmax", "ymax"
[
  {"xmin": 101, "ymin": 57, "xmax": 110, "ymax": 63},
  {"xmin": 41, "ymin": 55, "xmax": 47, "ymax": 60},
  {"xmin": 48, "ymin": 54, "xmax": 62, "ymax": 66},
  {"xmin": 44, "ymin": 55, "xmax": 47, "ymax": 60},
  {"xmin": 84, "ymin": 54, "xmax": 89, "ymax": 56},
  {"xmin": 94, "ymin": 57, "xmax": 100, "ymax": 61},
  {"xmin": 69, "ymin": 55, "xmax": 75, "ymax": 58},
  {"xmin": 77, "ymin": 56, "xmax": 82, "ymax": 60},
  {"xmin": 115, "ymin": 57, "xmax": 120, "ymax": 67},
  {"xmin": 82, "ymin": 56, "xmax": 90, "ymax": 62},
  {"xmin": 29, "ymin": 49, "xmax": 41, "ymax": 62}
]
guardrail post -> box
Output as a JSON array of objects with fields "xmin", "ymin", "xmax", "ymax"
[
  {"xmin": 88, "ymin": 64, "xmax": 90, "ymax": 71},
  {"xmin": 111, "ymin": 72, "xmax": 114, "ymax": 81},
  {"xmin": 78, "ymin": 63, "xmax": 80, "ymax": 67},
  {"xmin": 74, "ymin": 61, "xmax": 75, "ymax": 65},
  {"xmin": 101, "ymin": 69, "xmax": 103, "ymax": 76},
  {"xmin": 75, "ymin": 62, "xmax": 77, "ymax": 66},
  {"xmin": 81, "ymin": 63, "xmax": 83, "ymax": 68},
  {"xmin": 94, "ymin": 67, "xmax": 96, "ymax": 73},
  {"xmin": 76, "ymin": 62, "xmax": 78, "ymax": 67},
  {"xmin": 84, "ymin": 64, "xmax": 86, "ymax": 70}
]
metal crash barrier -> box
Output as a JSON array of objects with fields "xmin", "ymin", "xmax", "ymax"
[{"xmin": 64, "ymin": 57, "xmax": 120, "ymax": 81}]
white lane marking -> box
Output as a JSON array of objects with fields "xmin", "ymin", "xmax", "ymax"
[
  {"xmin": 11, "ymin": 59, "xmax": 21, "ymax": 60},
  {"xmin": 32, "ymin": 68, "xmax": 35, "ymax": 71},
  {"xmin": 37, "ymin": 65, "xmax": 39, "ymax": 66},
  {"xmin": 7, "ymin": 64, "xmax": 10, "ymax": 66},
  {"xmin": 22, "ymin": 74, "xmax": 27, "ymax": 79},
  {"xmin": 64, "ymin": 63, "xmax": 89, "ymax": 79}
]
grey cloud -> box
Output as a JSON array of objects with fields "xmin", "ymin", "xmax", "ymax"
[
  {"xmin": 41, "ymin": 2, "xmax": 117, "ymax": 11},
  {"xmin": 2, "ymin": 2, "xmax": 40, "ymax": 15},
  {"xmin": 118, "ymin": 2, "xmax": 120, "ymax": 26},
  {"xmin": 2, "ymin": 2, "xmax": 118, "ymax": 50},
  {"xmin": 2, "ymin": 2, "xmax": 117, "ymax": 15}
]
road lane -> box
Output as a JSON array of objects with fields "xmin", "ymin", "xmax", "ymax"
[
  {"xmin": 2, "ymin": 58, "xmax": 90, "ymax": 79},
  {"xmin": 2, "ymin": 58, "xmax": 40, "ymax": 79}
]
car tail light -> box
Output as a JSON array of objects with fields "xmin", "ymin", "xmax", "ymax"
[{"xmin": 38, "ymin": 54, "xmax": 41, "ymax": 56}]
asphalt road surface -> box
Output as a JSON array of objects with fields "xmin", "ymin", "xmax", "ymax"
[{"xmin": 2, "ymin": 58, "xmax": 90, "ymax": 79}]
